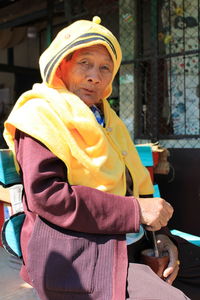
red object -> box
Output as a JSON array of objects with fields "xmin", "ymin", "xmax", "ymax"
[
  {"xmin": 152, "ymin": 151, "xmax": 159, "ymax": 167},
  {"xmin": 146, "ymin": 151, "xmax": 160, "ymax": 184},
  {"xmin": 146, "ymin": 166, "xmax": 154, "ymax": 182}
]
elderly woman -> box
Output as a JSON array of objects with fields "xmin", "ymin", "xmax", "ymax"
[{"xmin": 4, "ymin": 17, "xmax": 190, "ymax": 300}]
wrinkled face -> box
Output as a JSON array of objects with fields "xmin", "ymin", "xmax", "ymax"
[{"xmin": 59, "ymin": 45, "xmax": 114, "ymax": 106}]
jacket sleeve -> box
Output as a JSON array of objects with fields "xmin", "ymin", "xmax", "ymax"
[{"xmin": 15, "ymin": 130, "xmax": 141, "ymax": 235}]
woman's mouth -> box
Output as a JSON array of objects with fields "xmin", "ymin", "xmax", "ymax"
[{"xmin": 82, "ymin": 88, "xmax": 94, "ymax": 94}]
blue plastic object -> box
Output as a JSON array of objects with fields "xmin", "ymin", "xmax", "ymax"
[
  {"xmin": 171, "ymin": 229, "xmax": 200, "ymax": 247},
  {"xmin": 135, "ymin": 145, "xmax": 154, "ymax": 167},
  {"xmin": 153, "ymin": 184, "xmax": 160, "ymax": 197},
  {"xmin": 126, "ymin": 225, "xmax": 144, "ymax": 245}
]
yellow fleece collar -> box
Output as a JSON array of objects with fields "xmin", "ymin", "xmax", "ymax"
[{"xmin": 4, "ymin": 83, "xmax": 153, "ymax": 197}]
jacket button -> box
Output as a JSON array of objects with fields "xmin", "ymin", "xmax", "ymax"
[{"xmin": 122, "ymin": 150, "xmax": 128, "ymax": 156}]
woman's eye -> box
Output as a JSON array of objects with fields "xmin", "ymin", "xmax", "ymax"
[
  {"xmin": 79, "ymin": 60, "xmax": 88, "ymax": 65},
  {"xmin": 101, "ymin": 65, "xmax": 111, "ymax": 72},
  {"xmin": 78, "ymin": 60, "xmax": 91, "ymax": 69}
]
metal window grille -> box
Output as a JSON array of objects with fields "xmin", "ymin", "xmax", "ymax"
[{"xmin": 134, "ymin": 0, "xmax": 200, "ymax": 147}]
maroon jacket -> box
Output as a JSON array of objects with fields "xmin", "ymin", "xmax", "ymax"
[{"xmin": 15, "ymin": 130, "xmax": 141, "ymax": 300}]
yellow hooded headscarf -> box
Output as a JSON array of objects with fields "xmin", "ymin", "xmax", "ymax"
[
  {"xmin": 40, "ymin": 16, "xmax": 122, "ymax": 98},
  {"xmin": 4, "ymin": 17, "xmax": 153, "ymax": 197}
]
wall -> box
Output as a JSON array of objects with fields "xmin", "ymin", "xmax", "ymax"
[
  {"xmin": 14, "ymin": 36, "xmax": 40, "ymax": 69},
  {"xmin": 0, "ymin": 29, "xmax": 40, "ymax": 148}
]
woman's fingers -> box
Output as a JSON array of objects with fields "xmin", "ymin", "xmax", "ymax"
[
  {"xmin": 156, "ymin": 234, "xmax": 180, "ymax": 284},
  {"xmin": 163, "ymin": 261, "xmax": 180, "ymax": 284}
]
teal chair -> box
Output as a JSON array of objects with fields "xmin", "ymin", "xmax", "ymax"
[{"xmin": 135, "ymin": 144, "xmax": 200, "ymax": 247}]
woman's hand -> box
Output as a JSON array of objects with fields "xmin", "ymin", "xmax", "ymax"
[
  {"xmin": 137, "ymin": 197, "xmax": 174, "ymax": 231},
  {"xmin": 156, "ymin": 234, "xmax": 180, "ymax": 284}
]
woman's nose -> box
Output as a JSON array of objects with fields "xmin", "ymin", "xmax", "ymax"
[{"xmin": 87, "ymin": 67, "xmax": 101, "ymax": 83}]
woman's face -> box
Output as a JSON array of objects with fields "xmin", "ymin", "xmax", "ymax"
[{"xmin": 60, "ymin": 44, "xmax": 114, "ymax": 106}]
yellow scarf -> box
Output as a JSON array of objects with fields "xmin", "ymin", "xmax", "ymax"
[{"xmin": 4, "ymin": 83, "xmax": 153, "ymax": 197}]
